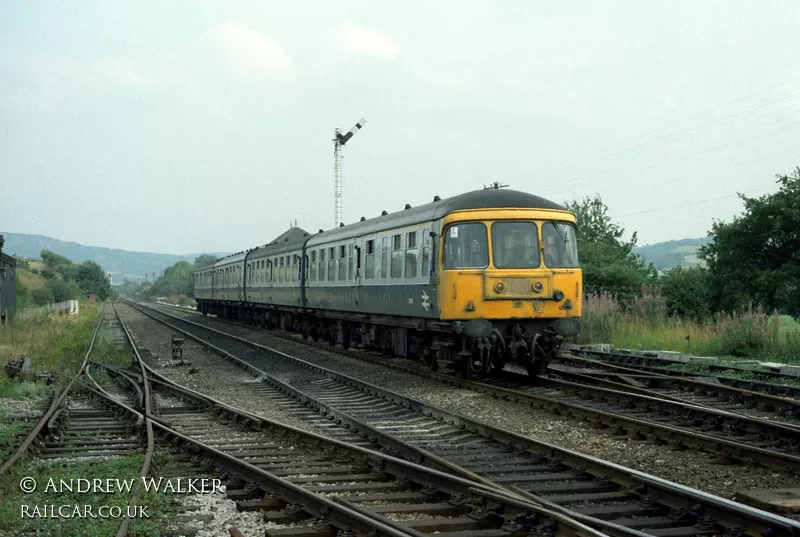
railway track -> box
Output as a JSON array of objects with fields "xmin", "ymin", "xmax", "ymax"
[
  {"xmin": 142, "ymin": 301, "xmax": 800, "ymax": 471},
  {"xmin": 108, "ymin": 302, "xmax": 614, "ymax": 537},
  {"xmin": 548, "ymin": 355, "xmax": 800, "ymax": 428},
  {"xmin": 562, "ymin": 347, "xmax": 800, "ymax": 398},
  {"xmin": 122, "ymin": 299, "xmax": 800, "ymax": 537}
]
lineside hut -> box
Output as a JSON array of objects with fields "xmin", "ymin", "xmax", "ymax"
[{"xmin": 0, "ymin": 251, "xmax": 17, "ymax": 324}]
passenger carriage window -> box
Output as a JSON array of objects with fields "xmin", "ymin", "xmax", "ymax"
[
  {"xmin": 405, "ymin": 231, "xmax": 418, "ymax": 279},
  {"xmin": 319, "ymin": 250, "xmax": 326, "ymax": 281},
  {"xmin": 444, "ymin": 223, "xmax": 489, "ymax": 269},
  {"xmin": 338, "ymin": 245, "xmax": 346, "ymax": 281},
  {"xmin": 328, "ymin": 247, "xmax": 335, "ymax": 281},
  {"xmin": 391, "ymin": 234, "xmax": 403, "ymax": 279},
  {"xmin": 309, "ymin": 251, "xmax": 316, "ymax": 282},
  {"xmin": 294, "ymin": 255, "xmax": 300, "ymax": 282},
  {"xmin": 381, "ymin": 237, "xmax": 388, "ymax": 278},
  {"xmin": 365, "ymin": 240, "xmax": 375, "ymax": 279},
  {"xmin": 542, "ymin": 221, "xmax": 580, "ymax": 268},
  {"xmin": 348, "ymin": 244, "xmax": 354, "ymax": 280}
]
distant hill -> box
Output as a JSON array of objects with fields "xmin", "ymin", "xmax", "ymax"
[
  {"xmin": 634, "ymin": 237, "xmax": 711, "ymax": 271},
  {"xmin": 0, "ymin": 232, "xmax": 228, "ymax": 282},
  {"xmin": 2, "ymin": 231, "xmax": 710, "ymax": 280}
]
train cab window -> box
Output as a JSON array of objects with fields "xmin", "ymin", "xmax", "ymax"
[
  {"xmin": 365, "ymin": 240, "xmax": 375, "ymax": 279},
  {"xmin": 491, "ymin": 221, "xmax": 539, "ymax": 269},
  {"xmin": 542, "ymin": 221, "xmax": 580, "ymax": 268},
  {"xmin": 444, "ymin": 223, "xmax": 488, "ymax": 269},
  {"xmin": 391, "ymin": 234, "xmax": 403, "ymax": 279},
  {"xmin": 405, "ymin": 231, "xmax": 418, "ymax": 278}
]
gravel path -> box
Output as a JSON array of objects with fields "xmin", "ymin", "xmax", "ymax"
[{"xmin": 128, "ymin": 305, "xmax": 800, "ymax": 502}]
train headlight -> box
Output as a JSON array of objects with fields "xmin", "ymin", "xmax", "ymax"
[
  {"xmin": 494, "ymin": 281, "xmax": 505, "ymax": 293},
  {"xmin": 553, "ymin": 290, "xmax": 564, "ymax": 301},
  {"xmin": 532, "ymin": 281, "xmax": 543, "ymax": 293}
]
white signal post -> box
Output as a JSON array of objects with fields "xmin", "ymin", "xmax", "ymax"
[{"xmin": 333, "ymin": 118, "xmax": 367, "ymax": 228}]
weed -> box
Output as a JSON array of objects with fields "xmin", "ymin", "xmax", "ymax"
[
  {"xmin": 0, "ymin": 453, "xmax": 181, "ymax": 536},
  {"xmin": 579, "ymin": 290, "xmax": 800, "ymax": 363}
]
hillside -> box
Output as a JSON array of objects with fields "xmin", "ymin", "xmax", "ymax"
[
  {"xmin": 0, "ymin": 232, "xmax": 228, "ymax": 282},
  {"xmin": 633, "ymin": 237, "xmax": 711, "ymax": 270}
]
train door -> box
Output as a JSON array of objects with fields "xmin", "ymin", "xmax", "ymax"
[{"xmin": 352, "ymin": 237, "xmax": 363, "ymax": 312}]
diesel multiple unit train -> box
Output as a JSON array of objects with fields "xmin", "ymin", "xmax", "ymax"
[{"xmin": 194, "ymin": 187, "xmax": 582, "ymax": 376}]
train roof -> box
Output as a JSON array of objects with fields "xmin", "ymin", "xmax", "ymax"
[
  {"xmin": 246, "ymin": 227, "xmax": 311, "ymax": 260},
  {"xmin": 193, "ymin": 189, "xmax": 568, "ymax": 270},
  {"xmin": 306, "ymin": 188, "xmax": 567, "ymax": 246}
]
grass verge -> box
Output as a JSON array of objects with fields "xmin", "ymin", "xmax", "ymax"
[
  {"xmin": 0, "ymin": 450, "xmax": 182, "ymax": 536},
  {"xmin": 578, "ymin": 288, "xmax": 800, "ymax": 364}
]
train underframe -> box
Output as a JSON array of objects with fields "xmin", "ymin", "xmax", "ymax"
[{"xmin": 197, "ymin": 300, "xmax": 575, "ymax": 378}]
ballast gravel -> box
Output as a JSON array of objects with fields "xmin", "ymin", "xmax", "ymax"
[{"xmin": 121, "ymin": 305, "xmax": 800, "ymax": 502}]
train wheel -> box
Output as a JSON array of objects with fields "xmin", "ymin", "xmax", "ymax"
[
  {"xmin": 342, "ymin": 324, "xmax": 351, "ymax": 350},
  {"xmin": 427, "ymin": 351, "xmax": 439, "ymax": 372}
]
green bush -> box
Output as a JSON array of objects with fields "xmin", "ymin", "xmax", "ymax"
[
  {"xmin": 660, "ymin": 266, "xmax": 711, "ymax": 319},
  {"xmin": 30, "ymin": 287, "xmax": 54, "ymax": 306},
  {"xmin": 45, "ymin": 278, "xmax": 80, "ymax": 302}
]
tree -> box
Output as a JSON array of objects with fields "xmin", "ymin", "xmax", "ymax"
[
  {"xmin": 700, "ymin": 168, "xmax": 800, "ymax": 317},
  {"xmin": 31, "ymin": 287, "xmax": 54, "ymax": 306},
  {"xmin": 565, "ymin": 195, "xmax": 655, "ymax": 298},
  {"xmin": 193, "ymin": 254, "xmax": 218, "ymax": 267},
  {"xmin": 13, "ymin": 256, "xmax": 31, "ymax": 270},
  {"xmin": 150, "ymin": 261, "xmax": 194, "ymax": 297},
  {"xmin": 659, "ymin": 266, "xmax": 711, "ymax": 319},
  {"xmin": 41, "ymin": 250, "xmax": 77, "ymax": 281},
  {"xmin": 76, "ymin": 260, "xmax": 113, "ymax": 300},
  {"xmin": 46, "ymin": 278, "xmax": 80, "ymax": 302}
]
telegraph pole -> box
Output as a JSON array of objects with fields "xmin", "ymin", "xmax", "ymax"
[
  {"xmin": 0, "ymin": 234, "xmax": 4, "ymax": 326},
  {"xmin": 333, "ymin": 118, "xmax": 367, "ymax": 228}
]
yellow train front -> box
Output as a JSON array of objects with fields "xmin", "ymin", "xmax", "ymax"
[{"xmin": 431, "ymin": 190, "xmax": 582, "ymax": 377}]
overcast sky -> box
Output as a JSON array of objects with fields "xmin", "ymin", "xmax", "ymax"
[{"xmin": 2, "ymin": 1, "xmax": 798, "ymax": 254}]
